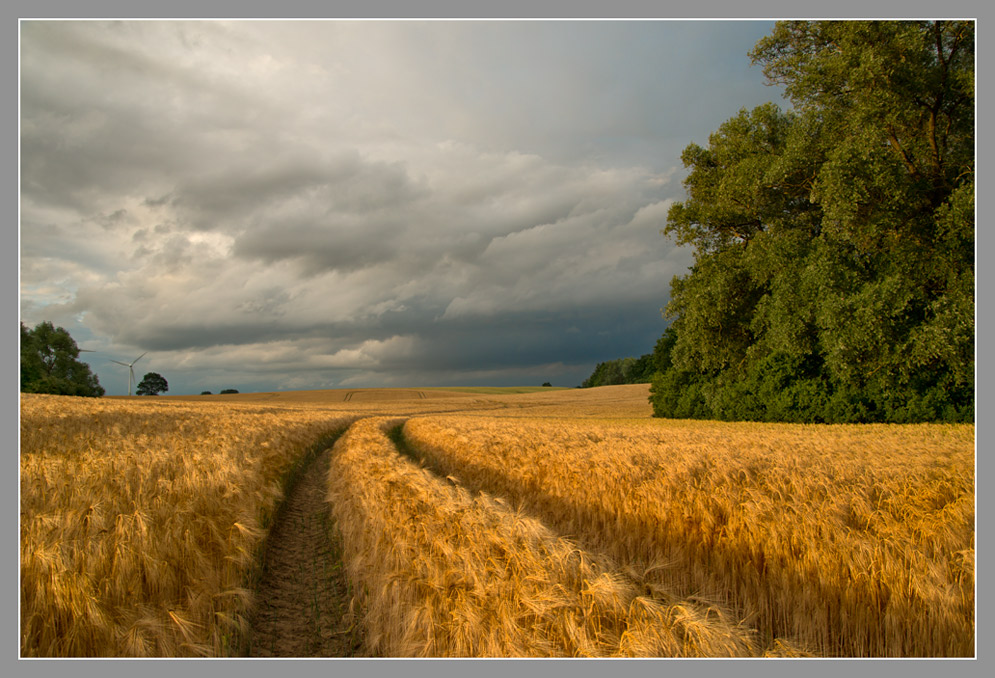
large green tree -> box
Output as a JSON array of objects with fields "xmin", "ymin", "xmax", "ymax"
[
  {"xmin": 651, "ymin": 21, "xmax": 974, "ymax": 423},
  {"xmin": 20, "ymin": 321, "xmax": 105, "ymax": 397}
]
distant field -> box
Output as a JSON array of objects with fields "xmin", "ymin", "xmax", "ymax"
[
  {"xmin": 157, "ymin": 387, "xmax": 457, "ymax": 403},
  {"xmin": 20, "ymin": 384, "xmax": 974, "ymax": 657},
  {"xmin": 156, "ymin": 384, "xmax": 652, "ymax": 418},
  {"xmin": 420, "ymin": 386, "xmax": 573, "ymax": 394},
  {"xmin": 155, "ymin": 385, "xmax": 573, "ymax": 402}
]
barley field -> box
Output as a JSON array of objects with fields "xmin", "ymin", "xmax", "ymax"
[
  {"xmin": 327, "ymin": 417, "xmax": 773, "ymax": 657},
  {"xmin": 19, "ymin": 393, "xmax": 354, "ymax": 657},
  {"xmin": 19, "ymin": 385, "xmax": 975, "ymax": 657},
  {"xmin": 403, "ymin": 415, "xmax": 975, "ymax": 657}
]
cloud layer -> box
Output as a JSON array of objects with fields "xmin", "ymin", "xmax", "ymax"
[{"xmin": 20, "ymin": 20, "xmax": 780, "ymax": 394}]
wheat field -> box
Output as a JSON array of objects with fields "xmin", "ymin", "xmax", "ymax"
[{"xmin": 19, "ymin": 385, "xmax": 975, "ymax": 657}]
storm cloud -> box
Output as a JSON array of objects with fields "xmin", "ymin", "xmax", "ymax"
[{"xmin": 20, "ymin": 20, "xmax": 781, "ymax": 394}]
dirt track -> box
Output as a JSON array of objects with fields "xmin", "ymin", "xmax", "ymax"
[{"xmin": 245, "ymin": 447, "xmax": 365, "ymax": 657}]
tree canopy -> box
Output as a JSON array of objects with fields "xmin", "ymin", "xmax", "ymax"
[
  {"xmin": 651, "ymin": 20, "xmax": 974, "ymax": 423},
  {"xmin": 20, "ymin": 321, "xmax": 105, "ymax": 397},
  {"xmin": 136, "ymin": 372, "xmax": 169, "ymax": 396}
]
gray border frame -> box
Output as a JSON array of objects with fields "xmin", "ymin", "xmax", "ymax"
[{"xmin": 7, "ymin": 2, "xmax": 988, "ymax": 677}]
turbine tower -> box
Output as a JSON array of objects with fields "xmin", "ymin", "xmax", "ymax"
[{"xmin": 110, "ymin": 352, "xmax": 147, "ymax": 396}]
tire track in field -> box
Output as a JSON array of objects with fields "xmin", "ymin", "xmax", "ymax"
[
  {"xmin": 385, "ymin": 424, "xmax": 727, "ymax": 610},
  {"xmin": 246, "ymin": 444, "xmax": 366, "ymax": 657},
  {"xmin": 386, "ymin": 422, "xmax": 812, "ymax": 656}
]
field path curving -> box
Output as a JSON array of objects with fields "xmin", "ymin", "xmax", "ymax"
[{"xmin": 245, "ymin": 445, "xmax": 365, "ymax": 657}]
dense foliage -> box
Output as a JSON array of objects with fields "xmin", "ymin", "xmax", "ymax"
[
  {"xmin": 20, "ymin": 321, "xmax": 105, "ymax": 397},
  {"xmin": 581, "ymin": 353, "xmax": 656, "ymax": 388},
  {"xmin": 651, "ymin": 21, "xmax": 974, "ymax": 423},
  {"xmin": 136, "ymin": 372, "xmax": 169, "ymax": 396}
]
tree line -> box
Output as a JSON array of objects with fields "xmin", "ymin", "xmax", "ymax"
[{"xmin": 580, "ymin": 354, "xmax": 656, "ymax": 388}]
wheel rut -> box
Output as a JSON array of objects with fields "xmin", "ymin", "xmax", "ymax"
[{"xmin": 245, "ymin": 445, "xmax": 365, "ymax": 657}]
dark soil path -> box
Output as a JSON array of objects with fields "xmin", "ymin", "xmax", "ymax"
[{"xmin": 245, "ymin": 447, "xmax": 365, "ymax": 657}]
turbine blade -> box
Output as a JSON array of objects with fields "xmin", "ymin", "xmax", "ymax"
[
  {"xmin": 132, "ymin": 352, "xmax": 148, "ymax": 366},
  {"xmin": 110, "ymin": 360, "xmax": 130, "ymax": 366}
]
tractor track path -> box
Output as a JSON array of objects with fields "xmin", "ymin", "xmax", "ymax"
[{"xmin": 245, "ymin": 444, "xmax": 366, "ymax": 657}]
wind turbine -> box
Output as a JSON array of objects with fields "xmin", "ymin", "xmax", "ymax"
[{"xmin": 110, "ymin": 352, "xmax": 147, "ymax": 396}]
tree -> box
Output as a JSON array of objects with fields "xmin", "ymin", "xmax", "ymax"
[
  {"xmin": 582, "ymin": 355, "xmax": 655, "ymax": 388},
  {"xmin": 220, "ymin": 389, "xmax": 239, "ymax": 394},
  {"xmin": 136, "ymin": 372, "xmax": 168, "ymax": 396},
  {"xmin": 20, "ymin": 321, "xmax": 105, "ymax": 397},
  {"xmin": 200, "ymin": 391, "xmax": 212, "ymax": 395},
  {"xmin": 651, "ymin": 21, "xmax": 973, "ymax": 423}
]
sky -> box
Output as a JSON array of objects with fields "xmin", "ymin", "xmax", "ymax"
[{"xmin": 19, "ymin": 19, "xmax": 786, "ymax": 395}]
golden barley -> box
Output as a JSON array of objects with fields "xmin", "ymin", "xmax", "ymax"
[
  {"xmin": 23, "ymin": 385, "xmax": 973, "ymax": 658},
  {"xmin": 402, "ymin": 415, "xmax": 974, "ymax": 657},
  {"xmin": 325, "ymin": 417, "xmax": 760, "ymax": 657},
  {"xmin": 20, "ymin": 393, "xmax": 353, "ymax": 657}
]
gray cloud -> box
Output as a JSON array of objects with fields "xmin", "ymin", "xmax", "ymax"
[{"xmin": 20, "ymin": 20, "xmax": 779, "ymax": 394}]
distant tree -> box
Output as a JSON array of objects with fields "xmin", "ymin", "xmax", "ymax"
[
  {"xmin": 586, "ymin": 360, "xmax": 622, "ymax": 388},
  {"xmin": 542, "ymin": 382, "xmax": 552, "ymax": 387},
  {"xmin": 629, "ymin": 353, "xmax": 657, "ymax": 383},
  {"xmin": 220, "ymin": 389, "xmax": 240, "ymax": 394},
  {"xmin": 136, "ymin": 372, "xmax": 168, "ymax": 396},
  {"xmin": 581, "ymin": 362, "xmax": 607, "ymax": 388},
  {"xmin": 200, "ymin": 391, "xmax": 212, "ymax": 395},
  {"xmin": 581, "ymin": 355, "xmax": 653, "ymax": 388},
  {"xmin": 20, "ymin": 321, "xmax": 105, "ymax": 397}
]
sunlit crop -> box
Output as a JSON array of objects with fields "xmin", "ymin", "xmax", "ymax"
[
  {"xmin": 403, "ymin": 416, "xmax": 975, "ymax": 656},
  {"xmin": 326, "ymin": 417, "xmax": 771, "ymax": 657},
  {"xmin": 21, "ymin": 385, "xmax": 974, "ymax": 657},
  {"xmin": 20, "ymin": 393, "xmax": 352, "ymax": 657}
]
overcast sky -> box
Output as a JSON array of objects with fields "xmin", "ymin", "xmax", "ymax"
[{"xmin": 20, "ymin": 19, "xmax": 784, "ymax": 395}]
